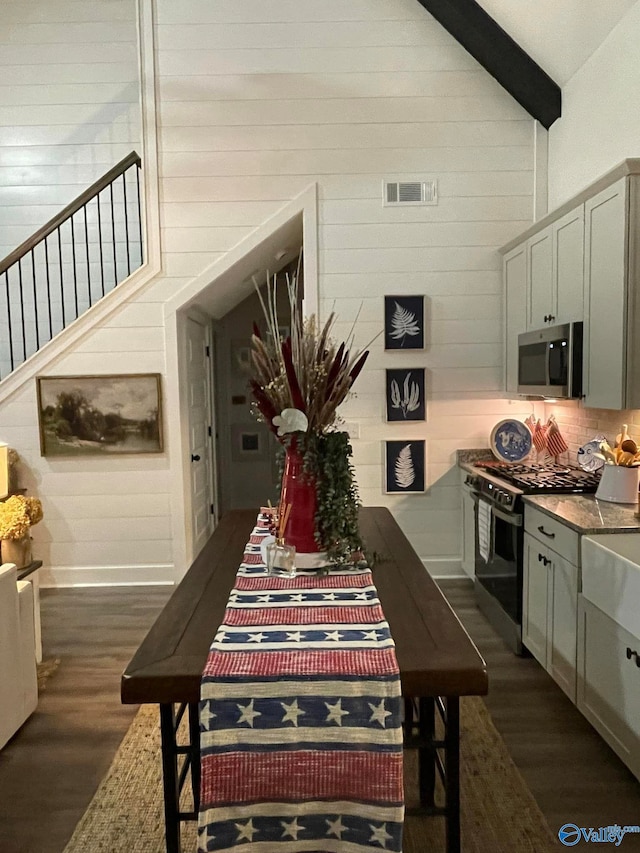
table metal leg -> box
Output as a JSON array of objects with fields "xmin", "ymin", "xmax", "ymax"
[
  {"xmin": 444, "ymin": 697, "xmax": 461, "ymax": 853},
  {"xmin": 159, "ymin": 704, "xmax": 182, "ymax": 853},
  {"xmin": 189, "ymin": 702, "xmax": 201, "ymax": 815},
  {"xmin": 418, "ymin": 697, "xmax": 436, "ymax": 808}
]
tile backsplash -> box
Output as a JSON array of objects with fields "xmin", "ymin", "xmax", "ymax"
[{"xmin": 543, "ymin": 401, "xmax": 640, "ymax": 462}]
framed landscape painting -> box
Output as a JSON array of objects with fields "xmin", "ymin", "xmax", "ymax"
[
  {"xmin": 385, "ymin": 368, "xmax": 426, "ymax": 422},
  {"xmin": 37, "ymin": 374, "xmax": 163, "ymax": 456},
  {"xmin": 384, "ymin": 295, "xmax": 424, "ymax": 350},
  {"xmin": 384, "ymin": 440, "xmax": 426, "ymax": 493}
]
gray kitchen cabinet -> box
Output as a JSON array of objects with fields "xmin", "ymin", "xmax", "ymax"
[
  {"xmin": 577, "ymin": 597, "xmax": 640, "ymax": 782},
  {"xmin": 526, "ymin": 228, "xmax": 553, "ymax": 330},
  {"xmin": 503, "ymin": 243, "xmax": 527, "ymax": 394},
  {"xmin": 525, "ymin": 208, "xmax": 584, "ymax": 332},
  {"xmin": 583, "ymin": 177, "xmax": 628, "ymax": 409},
  {"xmin": 578, "ymin": 533, "xmax": 640, "ymax": 781},
  {"xmin": 522, "ymin": 532, "xmax": 549, "ymax": 665},
  {"xmin": 523, "ymin": 506, "xmax": 579, "ymax": 702},
  {"xmin": 553, "ymin": 207, "xmax": 585, "ymax": 325},
  {"xmin": 461, "ymin": 479, "xmax": 476, "ymax": 579},
  {"xmin": 501, "ymin": 159, "xmax": 640, "ymax": 406}
]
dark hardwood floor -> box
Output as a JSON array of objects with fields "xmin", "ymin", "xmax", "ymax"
[
  {"xmin": 0, "ymin": 579, "xmax": 638, "ymax": 853},
  {"xmin": 0, "ymin": 586, "xmax": 174, "ymax": 853}
]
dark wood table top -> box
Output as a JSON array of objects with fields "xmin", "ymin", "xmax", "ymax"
[{"xmin": 121, "ymin": 508, "xmax": 487, "ymax": 705}]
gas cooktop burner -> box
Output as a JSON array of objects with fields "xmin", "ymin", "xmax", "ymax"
[{"xmin": 475, "ymin": 461, "xmax": 601, "ymax": 493}]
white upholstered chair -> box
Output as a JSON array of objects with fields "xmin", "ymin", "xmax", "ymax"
[{"xmin": 0, "ymin": 562, "xmax": 38, "ymax": 750}]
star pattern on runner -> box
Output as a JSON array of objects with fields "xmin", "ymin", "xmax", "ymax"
[
  {"xmin": 280, "ymin": 818, "xmax": 301, "ymax": 840},
  {"xmin": 281, "ymin": 699, "xmax": 305, "ymax": 726},
  {"xmin": 369, "ymin": 822, "xmax": 392, "ymax": 847},
  {"xmin": 362, "ymin": 629, "xmax": 382, "ymax": 642},
  {"xmin": 286, "ymin": 630, "xmax": 302, "ymax": 642},
  {"xmin": 324, "ymin": 630, "xmax": 343, "ymax": 642},
  {"xmin": 247, "ymin": 632, "xmax": 267, "ymax": 643},
  {"xmin": 198, "ymin": 824, "xmax": 215, "ymax": 851},
  {"xmin": 325, "ymin": 699, "xmax": 349, "ymax": 725},
  {"xmin": 368, "ymin": 699, "xmax": 392, "ymax": 728},
  {"xmin": 200, "ymin": 700, "xmax": 216, "ymax": 728},
  {"xmin": 235, "ymin": 819, "xmax": 256, "ymax": 842},
  {"xmin": 237, "ymin": 699, "xmax": 261, "ymax": 727},
  {"xmin": 326, "ymin": 816, "xmax": 346, "ymax": 839},
  {"xmin": 199, "ymin": 522, "xmax": 403, "ymax": 852}
]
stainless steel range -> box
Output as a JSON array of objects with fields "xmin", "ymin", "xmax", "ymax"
[{"xmin": 463, "ymin": 462, "xmax": 601, "ymax": 654}]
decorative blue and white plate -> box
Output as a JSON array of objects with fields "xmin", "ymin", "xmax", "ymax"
[
  {"xmin": 490, "ymin": 419, "xmax": 533, "ymax": 463},
  {"xmin": 577, "ymin": 435, "xmax": 607, "ymax": 473}
]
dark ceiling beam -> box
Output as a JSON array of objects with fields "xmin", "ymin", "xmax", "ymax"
[{"xmin": 415, "ymin": 0, "xmax": 561, "ymax": 129}]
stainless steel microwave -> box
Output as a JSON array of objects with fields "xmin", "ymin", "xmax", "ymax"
[{"xmin": 517, "ymin": 322, "xmax": 583, "ymax": 398}]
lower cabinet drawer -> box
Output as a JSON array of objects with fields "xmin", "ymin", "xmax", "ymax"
[
  {"xmin": 524, "ymin": 504, "xmax": 580, "ymax": 565},
  {"xmin": 577, "ymin": 596, "xmax": 640, "ymax": 782}
]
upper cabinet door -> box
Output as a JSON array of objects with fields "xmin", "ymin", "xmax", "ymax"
[
  {"xmin": 526, "ymin": 228, "xmax": 553, "ymax": 330},
  {"xmin": 554, "ymin": 207, "xmax": 585, "ymax": 326},
  {"xmin": 583, "ymin": 177, "xmax": 628, "ymax": 410},
  {"xmin": 503, "ymin": 243, "xmax": 527, "ymax": 394}
]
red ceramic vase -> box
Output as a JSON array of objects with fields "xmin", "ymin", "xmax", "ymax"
[{"xmin": 279, "ymin": 439, "xmax": 320, "ymax": 553}]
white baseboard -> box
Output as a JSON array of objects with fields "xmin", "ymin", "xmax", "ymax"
[
  {"xmin": 421, "ymin": 557, "xmax": 466, "ymax": 579},
  {"xmin": 40, "ymin": 563, "xmax": 177, "ymax": 588}
]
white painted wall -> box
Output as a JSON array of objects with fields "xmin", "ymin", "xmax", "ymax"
[
  {"xmin": 1, "ymin": 0, "xmax": 539, "ymax": 584},
  {"xmin": 0, "ymin": 0, "xmax": 141, "ymax": 254},
  {"xmin": 547, "ymin": 1, "xmax": 640, "ymax": 207},
  {"xmin": 477, "ymin": 0, "xmax": 636, "ymax": 86},
  {"xmin": 0, "ymin": 0, "xmax": 143, "ymax": 377}
]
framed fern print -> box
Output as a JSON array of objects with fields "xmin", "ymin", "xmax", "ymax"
[
  {"xmin": 384, "ymin": 440, "xmax": 426, "ymax": 493},
  {"xmin": 385, "ymin": 368, "xmax": 426, "ymax": 422},
  {"xmin": 384, "ymin": 295, "xmax": 424, "ymax": 350}
]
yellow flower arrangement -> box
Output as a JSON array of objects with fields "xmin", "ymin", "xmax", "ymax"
[{"xmin": 0, "ymin": 495, "xmax": 44, "ymax": 540}]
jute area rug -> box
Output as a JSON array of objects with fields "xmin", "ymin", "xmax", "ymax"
[{"xmin": 63, "ymin": 696, "xmax": 557, "ymax": 853}]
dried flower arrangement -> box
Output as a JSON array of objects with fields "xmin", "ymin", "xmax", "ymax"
[
  {"xmin": 249, "ymin": 262, "xmax": 371, "ymax": 436},
  {"xmin": 248, "ymin": 259, "xmax": 376, "ymax": 563},
  {"xmin": 0, "ymin": 495, "xmax": 44, "ymax": 540}
]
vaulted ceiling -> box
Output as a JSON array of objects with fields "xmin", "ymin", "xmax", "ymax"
[
  {"xmin": 476, "ymin": 0, "xmax": 637, "ymax": 86},
  {"xmin": 416, "ymin": 0, "xmax": 637, "ymax": 129}
]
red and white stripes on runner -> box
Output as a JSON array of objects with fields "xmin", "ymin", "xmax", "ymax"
[{"xmin": 197, "ymin": 513, "xmax": 404, "ymax": 853}]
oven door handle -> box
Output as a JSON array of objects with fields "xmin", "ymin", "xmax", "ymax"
[{"xmin": 492, "ymin": 505, "xmax": 523, "ymax": 526}]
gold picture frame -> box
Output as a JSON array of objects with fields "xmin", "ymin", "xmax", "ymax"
[{"xmin": 36, "ymin": 374, "xmax": 163, "ymax": 457}]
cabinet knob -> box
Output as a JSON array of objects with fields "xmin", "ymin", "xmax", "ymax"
[{"xmin": 191, "ymin": 454, "xmax": 201, "ymax": 462}]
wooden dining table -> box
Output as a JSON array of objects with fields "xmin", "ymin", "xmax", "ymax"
[{"xmin": 121, "ymin": 507, "xmax": 488, "ymax": 853}]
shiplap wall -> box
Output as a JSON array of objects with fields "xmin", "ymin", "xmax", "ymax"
[
  {"xmin": 156, "ymin": 0, "xmax": 537, "ymax": 576},
  {"xmin": 2, "ymin": 0, "xmax": 539, "ymax": 584},
  {"xmin": 153, "ymin": 0, "xmax": 536, "ymax": 574},
  {"xmin": 0, "ymin": 0, "xmax": 142, "ymax": 378},
  {"xmin": 0, "ymin": 0, "xmax": 141, "ymax": 253}
]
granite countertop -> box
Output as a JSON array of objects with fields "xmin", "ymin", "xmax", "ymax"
[
  {"xmin": 523, "ymin": 494, "xmax": 640, "ymax": 535},
  {"xmin": 456, "ymin": 449, "xmax": 493, "ymax": 472}
]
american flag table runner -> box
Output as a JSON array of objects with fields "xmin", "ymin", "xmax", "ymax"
[{"xmin": 198, "ymin": 514, "xmax": 404, "ymax": 852}]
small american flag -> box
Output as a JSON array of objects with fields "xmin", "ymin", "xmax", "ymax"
[
  {"xmin": 532, "ymin": 419, "xmax": 548, "ymax": 455},
  {"xmin": 546, "ymin": 415, "xmax": 568, "ymax": 458}
]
